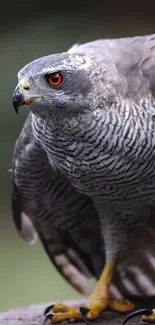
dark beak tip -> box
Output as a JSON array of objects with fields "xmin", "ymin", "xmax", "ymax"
[
  {"xmin": 14, "ymin": 107, "xmax": 19, "ymax": 114},
  {"xmin": 13, "ymin": 99, "xmax": 19, "ymax": 114}
]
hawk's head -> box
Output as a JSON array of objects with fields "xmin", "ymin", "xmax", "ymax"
[
  {"xmin": 13, "ymin": 51, "xmax": 118, "ymax": 119},
  {"xmin": 13, "ymin": 52, "xmax": 99, "ymax": 118}
]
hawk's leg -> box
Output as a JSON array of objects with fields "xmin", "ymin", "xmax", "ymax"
[{"xmin": 43, "ymin": 261, "xmax": 135, "ymax": 324}]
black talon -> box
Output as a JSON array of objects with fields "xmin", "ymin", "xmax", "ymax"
[
  {"xmin": 79, "ymin": 307, "xmax": 90, "ymax": 325},
  {"xmin": 44, "ymin": 304, "xmax": 55, "ymax": 316},
  {"xmin": 122, "ymin": 309, "xmax": 153, "ymax": 325},
  {"xmin": 43, "ymin": 312, "xmax": 54, "ymax": 325}
]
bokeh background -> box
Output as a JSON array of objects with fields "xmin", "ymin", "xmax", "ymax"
[{"xmin": 1, "ymin": 0, "xmax": 155, "ymax": 312}]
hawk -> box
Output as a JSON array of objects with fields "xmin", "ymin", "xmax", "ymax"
[{"xmin": 12, "ymin": 34, "xmax": 155, "ymax": 323}]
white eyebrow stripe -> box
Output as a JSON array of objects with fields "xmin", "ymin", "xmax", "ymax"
[{"xmin": 41, "ymin": 67, "xmax": 62, "ymax": 75}]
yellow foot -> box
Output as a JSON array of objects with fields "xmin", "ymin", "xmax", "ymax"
[
  {"xmin": 43, "ymin": 299, "xmax": 135, "ymax": 324},
  {"xmin": 43, "ymin": 260, "xmax": 135, "ymax": 323}
]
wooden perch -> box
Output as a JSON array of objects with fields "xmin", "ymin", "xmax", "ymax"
[{"xmin": 0, "ymin": 298, "xmax": 147, "ymax": 325}]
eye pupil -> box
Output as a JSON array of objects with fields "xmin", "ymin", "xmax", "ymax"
[
  {"xmin": 51, "ymin": 75, "xmax": 59, "ymax": 83},
  {"xmin": 47, "ymin": 73, "xmax": 63, "ymax": 86}
]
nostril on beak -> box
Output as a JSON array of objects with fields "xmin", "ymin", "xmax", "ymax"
[
  {"xmin": 20, "ymin": 80, "xmax": 30, "ymax": 91},
  {"xmin": 23, "ymin": 85, "xmax": 30, "ymax": 91}
]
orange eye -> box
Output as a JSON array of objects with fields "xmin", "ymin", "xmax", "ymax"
[{"xmin": 47, "ymin": 73, "xmax": 63, "ymax": 87}]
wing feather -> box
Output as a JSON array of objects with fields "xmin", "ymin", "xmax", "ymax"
[{"xmin": 12, "ymin": 113, "xmax": 105, "ymax": 296}]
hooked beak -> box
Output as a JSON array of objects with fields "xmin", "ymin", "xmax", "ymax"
[
  {"xmin": 12, "ymin": 80, "xmax": 34, "ymax": 114},
  {"xmin": 12, "ymin": 86, "xmax": 35, "ymax": 114},
  {"xmin": 13, "ymin": 79, "xmax": 50, "ymax": 114}
]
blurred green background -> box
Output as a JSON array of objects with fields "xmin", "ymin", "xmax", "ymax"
[{"xmin": 1, "ymin": 0, "xmax": 155, "ymax": 312}]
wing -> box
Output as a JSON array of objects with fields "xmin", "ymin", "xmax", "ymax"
[
  {"xmin": 69, "ymin": 34, "xmax": 155, "ymax": 101},
  {"xmin": 12, "ymin": 113, "xmax": 105, "ymax": 296}
]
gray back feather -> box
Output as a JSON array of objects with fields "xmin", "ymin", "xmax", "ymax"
[{"xmin": 69, "ymin": 34, "xmax": 155, "ymax": 100}]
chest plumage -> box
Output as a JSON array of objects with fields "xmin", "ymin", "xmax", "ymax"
[{"xmin": 32, "ymin": 96, "xmax": 155, "ymax": 207}]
